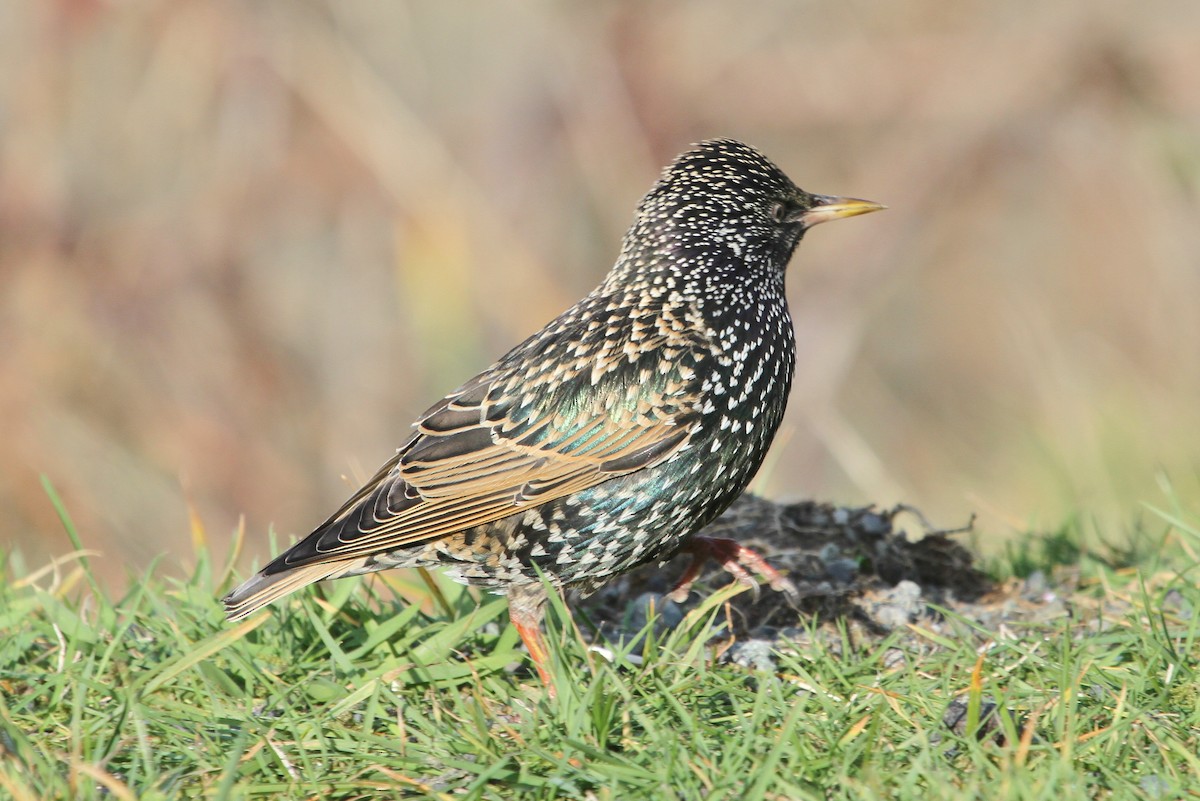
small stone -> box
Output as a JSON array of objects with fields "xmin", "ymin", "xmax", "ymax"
[
  {"xmin": 727, "ymin": 639, "xmax": 777, "ymax": 672},
  {"xmin": 1140, "ymin": 775, "xmax": 1171, "ymax": 799},
  {"xmin": 818, "ymin": 543, "xmax": 843, "ymax": 563},
  {"xmin": 1163, "ymin": 589, "xmax": 1193, "ymax": 620},
  {"xmin": 623, "ymin": 592, "xmax": 684, "ymax": 635},
  {"xmin": 942, "ymin": 697, "xmax": 1005, "ymax": 743},
  {"xmin": 859, "ymin": 511, "xmax": 888, "ymax": 536},
  {"xmin": 882, "ymin": 648, "xmax": 906, "ymax": 669},
  {"xmin": 871, "ymin": 580, "xmax": 924, "ymax": 628},
  {"xmin": 825, "ymin": 557, "xmax": 860, "ymax": 585},
  {"xmin": 1022, "ymin": 570, "xmax": 1057, "ymax": 602}
]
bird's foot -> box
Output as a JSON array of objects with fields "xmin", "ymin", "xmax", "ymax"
[
  {"xmin": 507, "ymin": 583, "xmax": 556, "ymax": 698},
  {"xmin": 512, "ymin": 617, "xmax": 555, "ymax": 693},
  {"xmin": 668, "ymin": 536, "xmax": 798, "ymax": 604}
]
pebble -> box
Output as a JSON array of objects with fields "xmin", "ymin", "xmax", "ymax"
[
  {"xmin": 871, "ymin": 580, "xmax": 924, "ymax": 629},
  {"xmin": 1163, "ymin": 589, "xmax": 1193, "ymax": 620},
  {"xmin": 727, "ymin": 639, "xmax": 777, "ymax": 672},
  {"xmin": 624, "ymin": 592, "xmax": 684, "ymax": 633}
]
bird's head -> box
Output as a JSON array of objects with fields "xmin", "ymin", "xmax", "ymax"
[{"xmin": 619, "ymin": 138, "xmax": 884, "ymax": 284}]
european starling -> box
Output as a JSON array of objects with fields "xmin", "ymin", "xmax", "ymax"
[{"xmin": 223, "ymin": 139, "xmax": 883, "ymax": 690}]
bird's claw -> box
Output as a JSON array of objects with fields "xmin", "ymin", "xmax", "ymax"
[{"xmin": 669, "ymin": 536, "xmax": 796, "ymax": 604}]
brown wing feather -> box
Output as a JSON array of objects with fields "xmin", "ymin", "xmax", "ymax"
[
  {"xmin": 279, "ymin": 409, "xmax": 695, "ymax": 564},
  {"xmin": 263, "ymin": 327, "xmax": 706, "ymax": 571}
]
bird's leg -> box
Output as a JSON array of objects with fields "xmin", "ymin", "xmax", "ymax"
[
  {"xmin": 507, "ymin": 583, "xmax": 555, "ymax": 696},
  {"xmin": 668, "ymin": 536, "xmax": 798, "ymax": 603}
]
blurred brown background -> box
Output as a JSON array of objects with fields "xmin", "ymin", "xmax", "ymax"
[{"xmin": 3, "ymin": 0, "xmax": 1198, "ymax": 584}]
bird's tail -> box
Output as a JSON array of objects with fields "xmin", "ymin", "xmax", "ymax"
[{"xmin": 222, "ymin": 558, "xmax": 362, "ymax": 621}]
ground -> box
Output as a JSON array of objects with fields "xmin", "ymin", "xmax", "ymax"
[{"xmin": 1, "ymin": 487, "xmax": 1197, "ymax": 800}]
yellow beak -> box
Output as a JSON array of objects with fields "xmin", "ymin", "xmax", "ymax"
[{"xmin": 800, "ymin": 195, "xmax": 887, "ymax": 227}]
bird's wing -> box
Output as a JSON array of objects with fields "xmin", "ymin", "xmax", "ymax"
[{"xmin": 262, "ymin": 321, "xmax": 708, "ymax": 572}]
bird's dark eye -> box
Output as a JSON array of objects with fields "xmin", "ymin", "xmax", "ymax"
[{"xmin": 770, "ymin": 201, "xmax": 791, "ymax": 224}]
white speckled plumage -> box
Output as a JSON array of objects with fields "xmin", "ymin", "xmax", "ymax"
[{"xmin": 223, "ymin": 139, "xmax": 883, "ymax": 688}]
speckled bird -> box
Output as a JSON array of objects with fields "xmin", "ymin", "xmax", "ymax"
[{"xmin": 223, "ymin": 139, "xmax": 883, "ymax": 690}]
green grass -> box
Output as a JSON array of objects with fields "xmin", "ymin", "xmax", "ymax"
[{"xmin": 2, "ymin": 487, "xmax": 1199, "ymax": 800}]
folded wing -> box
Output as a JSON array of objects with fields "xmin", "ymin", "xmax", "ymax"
[{"xmin": 223, "ymin": 320, "xmax": 707, "ymax": 618}]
